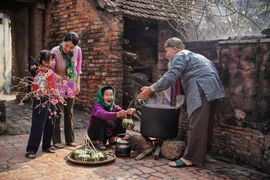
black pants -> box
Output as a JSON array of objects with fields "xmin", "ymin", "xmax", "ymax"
[
  {"xmin": 88, "ymin": 118, "xmax": 126, "ymax": 144},
  {"xmin": 26, "ymin": 98, "xmax": 55, "ymax": 153},
  {"xmin": 53, "ymin": 98, "xmax": 75, "ymax": 144}
]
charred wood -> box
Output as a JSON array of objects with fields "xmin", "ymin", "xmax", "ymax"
[{"xmin": 123, "ymin": 51, "xmax": 137, "ymax": 61}]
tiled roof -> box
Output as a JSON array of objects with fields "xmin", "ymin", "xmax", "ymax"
[{"xmin": 97, "ymin": 0, "xmax": 209, "ymax": 21}]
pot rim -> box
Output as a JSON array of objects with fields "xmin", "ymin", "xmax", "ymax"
[{"xmin": 142, "ymin": 104, "xmax": 178, "ymax": 109}]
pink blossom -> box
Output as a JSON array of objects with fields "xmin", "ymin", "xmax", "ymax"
[
  {"xmin": 62, "ymin": 80, "xmax": 67, "ymax": 86},
  {"xmin": 30, "ymin": 65, "xmax": 36, "ymax": 69}
]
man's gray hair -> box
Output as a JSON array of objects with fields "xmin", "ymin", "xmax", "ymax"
[{"xmin": 164, "ymin": 37, "xmax": 185, "ymax": 49}]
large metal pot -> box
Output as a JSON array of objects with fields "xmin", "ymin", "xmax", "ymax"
[{"xmin": 140, "ymin": 104, "xmax": 180, "ymax": 139}]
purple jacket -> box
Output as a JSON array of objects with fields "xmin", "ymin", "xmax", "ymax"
[{"xmin": 88, "ymin": 102, "xmax": 122, "ymax": 136}]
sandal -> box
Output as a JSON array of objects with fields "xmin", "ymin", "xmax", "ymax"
[
  {"xmin": 42, "ymin": 147, "xmax": 56, "ymax": 153},
  {"xmin": 25, "ymin": 152, "xmax": 36, "ymax": 159},
  {"xmin": 96, "ymin": 142, "xmax": 106, "ymax": 150},
  {"xmin": 66, "ymin": 142, "xmax": 77, "ymax": 147},
  {"xmin": 168, "ymin": 159, "xmax": 195, "ymax": 168},
  {"xmin": 54, "ymin": 143, "xmax": 64, "ymax": 149}
]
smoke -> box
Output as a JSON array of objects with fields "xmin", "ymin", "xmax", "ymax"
[{"xmin": 182, "ymin": 0, "xmax": 270, "ymax": 41}]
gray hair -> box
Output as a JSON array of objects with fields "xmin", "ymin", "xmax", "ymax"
[{"xmin": 164, "ymin": 37, "xmax": 185, "ymax": 49}]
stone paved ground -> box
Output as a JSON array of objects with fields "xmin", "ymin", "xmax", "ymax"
[{"xmin": 1, "ymin": 94, "xmax": 270, "ymax": 180}]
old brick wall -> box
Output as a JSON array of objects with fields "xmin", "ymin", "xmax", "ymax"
[
  {"xmin": 155, "ymin": 23, "xmax": 174, "ymax": 105},
  {"xmin": 185, "ymin": 39, "xmax": 270, "ymax": 173},
  {"xmin": 44, "ymin": 0, "xmax": 124, "ymax": 111},
  {"xmin": 29, "ymin": 4, "xmax": 44, "ymax": 66},
  {"xmin": 216, "ymin": 39, "xmax": 270, "ymax": 173}
]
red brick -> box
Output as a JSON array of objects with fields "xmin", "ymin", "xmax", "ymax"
[{"xmin": 137, "ymin": 166, "xmax": 157, "ymax": 174}]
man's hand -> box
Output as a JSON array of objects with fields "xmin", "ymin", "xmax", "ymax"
[{"xmin": 138, "ymin": 86, "xmax": 152, "ymax": 99}]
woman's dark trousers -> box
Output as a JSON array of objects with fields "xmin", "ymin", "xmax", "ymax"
[
  {"xmin": 88, "ymin": 118, "xmax": 126, "ymax": 144},
  {"xmin": 53, "ymin": 98, "xmax": 75, "ymax": 144}
]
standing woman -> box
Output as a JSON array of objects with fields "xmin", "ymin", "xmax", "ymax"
[{"xmin": 51, "ymin": 32, "xmax": 82, "ymax": 148}]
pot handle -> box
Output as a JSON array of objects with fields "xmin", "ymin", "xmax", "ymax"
[{"xmin": 116, "ymin": 133, "xmax": 131, "ymax": 144}]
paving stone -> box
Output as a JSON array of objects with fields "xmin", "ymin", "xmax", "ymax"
[
  {"xmin": 137, "ymin": 166, "xmax": 157, "ymax": 174},
  {"xmin": 150, "ymin": 172, "xmax": 170, "ymax": 179},
  {"xmin": 148, "ymin": 176, "xmax": 162, "ymax": 180},
  {"xmin": 142, "ymin": 161, "xmax": 156, "ymax": 167},
  {"xmin": 153, "ymin": 166, "xmax": 168, "ymax": 173},
  {"xmin": 128, "ymin": 168, "xmax": 143, "ymax": 175},
  {"xmin": 0, "ymin": 96, "xmax": 270, "ymax": 179}
]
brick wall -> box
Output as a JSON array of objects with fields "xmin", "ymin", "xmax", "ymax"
[
  {"xmin": 155, "ymin": 24, "xmax": 172, "ymax": 105},
  {"xmin": 29, "ymin": 4, "xmax": 44, "ymax": 66},
  {"xmin": 185, "ymin": 39, "xmax": 270, "ymax": 173},
  {"xmin": 44, "ymin": 0, "xmax": 124, "ymax": 111},
  {"xmin": 216, "ymin": 39, "xmax": 270, "ymax": 173}
]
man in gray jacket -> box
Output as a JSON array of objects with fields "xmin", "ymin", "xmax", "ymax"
[{"xmin": 138, "ymin": 37, "xmax": 225, "ymax": 167}]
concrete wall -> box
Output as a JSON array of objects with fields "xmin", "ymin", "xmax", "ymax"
[{"xmin": 44, "ymin": 0, "xmax": 124, "ymax": 111}]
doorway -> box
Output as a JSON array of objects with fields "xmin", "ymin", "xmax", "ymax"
[{"xmin": 0, "ymin": 13, "xmax": 12, "ymax": 94}]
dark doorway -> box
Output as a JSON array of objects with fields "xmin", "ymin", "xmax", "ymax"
[{"xmin": 122, "ymin": 17, "xmax": 158, "ymax": 108}]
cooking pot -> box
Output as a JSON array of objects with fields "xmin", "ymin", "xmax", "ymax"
[
  {"xmin": 140, "ymin": 104, "xmax": 180, "ymax": 139},
  {"xmin": 115, "ymin": 133, "xmax": 131, "ymax": 157}
]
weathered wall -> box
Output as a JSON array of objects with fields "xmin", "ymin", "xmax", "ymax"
[
  {"xmin": 185, "ymin": 38, "xmax": 270, "ymax": 173},
  {"xmin": 216, "ymin": 38, "xmax": 270, "ymax": 173},
  {"xmin": 29, "ymin": 4, "xmax": 44, "ymax": 66},
  {"xmin": 44, "ymin": 0, "xmax": 124, "ymax": 111},
  {"xmin": 155, "ymin": 23, "xmax": 175, "ymax": 105}
]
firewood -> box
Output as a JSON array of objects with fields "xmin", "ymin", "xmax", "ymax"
[
  {"xmin": 123, "ymin": 51, "xmax": 137, "ymax": 61},
  {"xmin": 154, "ymin": 145, "xmax": 161, "ymax": 160},
  {"xmin": 134, "ymin": 146, "xmax": 154, "ymax": 160}
]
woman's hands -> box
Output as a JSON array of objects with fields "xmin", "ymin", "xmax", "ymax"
[
  {"xmin": 117, "ymin": 110, "xmax": 127, "ymax": 118},
  {"xmin": 127, "ymin": 108, "xmax": 136, "ymax": 115},
  {"xmin": 76, "ymin": 84, "xmax": 80, "ymax": 95},
  {"xmin": 117, "ymin": 108, "xmax": 136, "ymax": 118}
]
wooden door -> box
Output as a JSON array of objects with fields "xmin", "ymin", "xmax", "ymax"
[
  {"xmin": 0, "ymin": 13, "xmax": 12, "ymax": 94},
  {"xmin": 14, "ymin": 7, "xmax": 29, "ymax": 95}
]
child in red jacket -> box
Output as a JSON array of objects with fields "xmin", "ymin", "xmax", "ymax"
[{"xmin": 25, "ymin": 50, "xmax": 62, "ymax": 158}]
